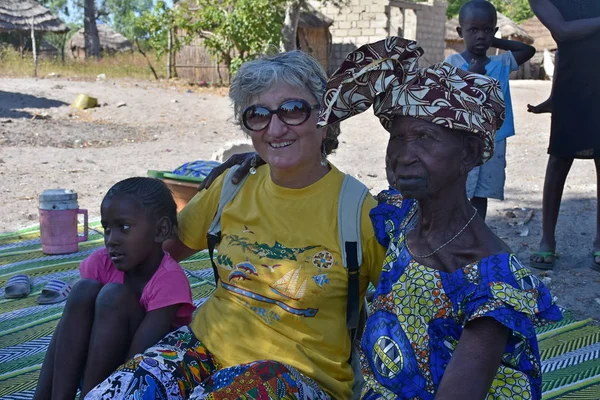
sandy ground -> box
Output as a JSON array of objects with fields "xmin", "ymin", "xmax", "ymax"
[{"xmin": 1, "ymin": 77, "xmax": 599, "ymax": 320}]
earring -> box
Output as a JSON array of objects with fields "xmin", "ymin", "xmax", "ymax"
[
  {"xmin": 320, "ymin": 144, "xmax": 328, "ymax": 167},
  {"xmin": 249, "ymin": 155, "xmax": 257, "ymax": 175}
]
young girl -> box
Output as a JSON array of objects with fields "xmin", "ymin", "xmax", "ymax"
[{"xmin": 33, "ymin": 177, "xmax": 195, "ymax": 400}]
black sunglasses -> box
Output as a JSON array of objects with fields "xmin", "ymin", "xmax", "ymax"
[{"xmin": 242, "ymin": 99, "xmax": 320, "ymax": 132}]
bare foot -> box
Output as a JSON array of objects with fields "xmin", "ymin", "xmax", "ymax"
[{"xmin": 527, "ymin": 99, "xmax": 552, "ymax": 114}]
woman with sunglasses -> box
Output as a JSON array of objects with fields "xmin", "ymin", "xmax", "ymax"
[{"xmin": 85, "ymin": 50, "xmax": 386, "ymax": 400}]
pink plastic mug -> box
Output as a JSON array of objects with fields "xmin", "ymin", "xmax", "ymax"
[{"xmin": 39, "ymin": 189, "xmax": 88, "ymax": 255}]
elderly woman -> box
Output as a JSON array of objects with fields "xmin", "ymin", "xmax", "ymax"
[
  {"xmin": 85, "ymin": 51, "xmax": 385, "ymax": 400},
  {"xmin": 318, "ymin": 38, "xmax": 562, "ymax": 399}
]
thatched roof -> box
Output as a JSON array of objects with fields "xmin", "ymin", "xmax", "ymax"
[
  {"xmin": 521, "ymin": 16, "xmax": 557, "ymax": 52},
  {"xmin": 446, "ymin": 18, "xmax": 460, "ymax": 41},
  {"xmin": 0, "ymin": 0, "xmax": 68, "ymax": 33},
  {"xmin": 298, "ymin": 5, "xmax": 333, "ymax": 29},
  {"xmin": 446, "ymin": 12, "xmax": 534, "ymax": 44},
  {"xmin": 70, "ymin": 24, "xmax": 133, "ymax": 53}
]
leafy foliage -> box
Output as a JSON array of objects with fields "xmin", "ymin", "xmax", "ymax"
[
  {"xmin": 447, "ymin": 0, "xmax": 533, "ymax": 23},
  {"xmin": 135, "ymin": 1, "xmax": 177, "ymax": 57},
  {"xmin": 44, "ymin": 22, "xmax": 80, "ymax": 61},
  {"xmin": 182, "ymin": 0, "xmax": 285, "ymax": 74},
  {"xmin": 39, "ymin": 0, "xmax": 69, "ymax": 16},
  {"xmin": 137, "ymin": 0, "xmax": 285, "ymax": 76},
  {"xmin": 100, "ymin": 0, "xmax": 154, "ymax": 41}
]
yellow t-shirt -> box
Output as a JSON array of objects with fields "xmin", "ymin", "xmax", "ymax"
[{"xmin": 178, "ymin": 164, "xmax": 385, "ymax": 399}]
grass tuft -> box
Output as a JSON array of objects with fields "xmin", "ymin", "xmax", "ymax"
[{"xmin": 0, "ymin": 47, "xmax": 167, "ymax": 81}]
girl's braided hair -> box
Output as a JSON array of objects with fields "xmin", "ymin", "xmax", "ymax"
[{"xmin": 103, "ymin": 177, "xmax": 178, "ymax": 227}]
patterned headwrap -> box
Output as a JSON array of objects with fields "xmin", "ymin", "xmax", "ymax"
[{"xmin": 317, "ymin": 37, "xmax": 506, "ymax": 164}]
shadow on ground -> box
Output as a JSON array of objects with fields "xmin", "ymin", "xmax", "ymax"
[{"xmin": 0, "ymin": 91, "xmax": 67, "ymax": 119}]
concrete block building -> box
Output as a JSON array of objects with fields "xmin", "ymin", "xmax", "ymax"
[{"xmin": 310, "ymin": 0, "xmax": 448, "ymax": 72}]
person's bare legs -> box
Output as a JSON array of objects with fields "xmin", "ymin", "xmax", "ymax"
[
  {"xmin": 32, "ymin": 323, "xmax": 57, "ymax": 400},
  {"xmin": 592, "ymin": 158, "xmax": 600, "ymax": 267},
  {"xmin": 32, "ymin": 279, "xmax": 103, "ymax": 400},
  {"xmin": 528, "ymin": 51, "xmax": 559, "ymax": 114},
  {"xmin": 531, "ymin": 155, "xmax": 574, "ymax": 265},
  {"xmin": 470, "ymin": 197, "xmax": 488, "ymax": 220},
  {"xmin": 80, "ymin": 283, "xmax": 145, "ymax": 397}
]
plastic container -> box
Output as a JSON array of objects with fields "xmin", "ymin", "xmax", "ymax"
[
  {"xmin": 39, "ymin": 189, "xmax": 88, "ymax": 254},
  {"xmin": 148, "ymin": 170, "xmax": 202, "ymax": 212},
  {"xmin": 71, "ymin": 94, "xmax": 98, "ymax": 110}
]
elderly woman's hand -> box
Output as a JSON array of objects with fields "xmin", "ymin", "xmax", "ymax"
[{"xmin": 198, "ymin": 152, "xmax": 265, "ymax": 190}]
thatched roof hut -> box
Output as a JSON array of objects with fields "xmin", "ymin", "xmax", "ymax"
[
  {"xmin": 0, "ymin": 0, "xmax": 68, "ymax": 33},
  {"xmin": 521, "ymin": 16, "xmax": 557, "ymax": 52},
  {"xmin": 69, "ymin": 24, "xmax": 133, "ymax": 58}
]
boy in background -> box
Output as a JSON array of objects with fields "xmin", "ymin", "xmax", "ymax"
[{"xmin": 446, "ymin": 0, "xmax": 535, "ymax": 219}]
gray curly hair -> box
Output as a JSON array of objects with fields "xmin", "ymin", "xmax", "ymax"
[{"xmin": 229, "ymin": 50, "xmax": 340, "ymax": 155}]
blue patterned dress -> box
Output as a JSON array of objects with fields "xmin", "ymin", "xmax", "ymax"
[{"xmin": 361, "ymin": 193, "xmax": 563, "ymax": 399}]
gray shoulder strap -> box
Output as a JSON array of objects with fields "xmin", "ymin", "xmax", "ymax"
[
  {"xmin": 338, "ymin": 174, "xmax": 369, "ymax": 268},
  {"xmin": 207, "ymin": 165, "xmax": 250, "ymax": 237}
]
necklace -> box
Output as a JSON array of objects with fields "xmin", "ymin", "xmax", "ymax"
[{"xmin": 405, "ymin": 207, "xmax": 478, "ymax": 259}]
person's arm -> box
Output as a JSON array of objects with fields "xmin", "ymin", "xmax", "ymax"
[
  {"xmin": 125, "ymin": 305, "xmax": 180, "ymax": 359},
  {"xmin": 529, "ymin": 0, "xmax": 600, "ymax": 42},
  {"xmin": 435, "ymin": 317, "xmax": 510, "ymax": 400},
  {"xmin": 491, "ymin": 38, "xmax": 536, "ymax": 66}
]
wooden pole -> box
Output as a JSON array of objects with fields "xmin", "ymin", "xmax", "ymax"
[
  {"xmin": 167, "ymin": 28, "xmax": 172, "ymax": 79},
  {"xmin": 18, "ymin": 32, "xmax": 24, "ymax": 57},
  {"xmin": 31, "ymin": 22, "xmax": 38, "ymax": 78}
]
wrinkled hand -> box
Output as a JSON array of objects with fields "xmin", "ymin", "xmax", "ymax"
[
  {"xmin": 468, "ymin": 58, "xmax": 486, "ymax": 75},
  {"xmin": 198, "ymin": 152, "xmax": 265, "ymax": 190}
]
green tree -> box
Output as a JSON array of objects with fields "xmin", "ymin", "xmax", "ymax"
[
  {"xmin": 135, "ymin": 1, "xmax": 176, "ymax": 58},
  {"xmin": 39, "ymin": 0, "xmax": 78, "ymax": 61},
  {"xmin": 138, "ymin": 0, "xmax": 286, "ymax": 78},
  {"xmin": 99, "ymin": 0, "xmax": 154, "ymax": 40},
  {"xmin": 447, "ymin": 0, "xmax": 533, "ymax": 23},
  {"xmin": 186, "ymin": 0, "xmax": 285, "ymax": 74}
]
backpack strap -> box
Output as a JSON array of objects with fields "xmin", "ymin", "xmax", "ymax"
[
  {"xmin": 338, "ymin": 174, "xmax": 369, "ymax": 333},
  {"xmin": 207, "ymin": 165, "xmax": 250, "ymax": 285}
]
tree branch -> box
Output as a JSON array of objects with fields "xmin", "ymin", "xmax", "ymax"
[{"xmin": 135, "ymin": 38, "xmax": 159, "ymax": 80}]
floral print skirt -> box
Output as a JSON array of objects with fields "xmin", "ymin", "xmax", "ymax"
[{"xmin": 84, "ymin": 326, "xmax": 330, "ymax": 400}]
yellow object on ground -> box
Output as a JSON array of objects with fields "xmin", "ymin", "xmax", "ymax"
[{"xmin": 72, "ymin": 94, "xmax": 98, "ymax": 110}]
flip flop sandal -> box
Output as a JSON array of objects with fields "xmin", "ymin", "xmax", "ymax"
[
  {"xmin": 590, "ymin": 251, "xmax": 600, "ymax": 272},
  {"xmin": 530, "ymin": 251, "xmax": 559, "ymax": 270},
  {"xmin": 4, "ymin": 274, "xmax": 33, "ymax": 299},
  {"xmin": 36, "ymin": 278, "xmax": 79, "ymax": 305}
]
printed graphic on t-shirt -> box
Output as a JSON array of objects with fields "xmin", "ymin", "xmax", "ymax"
[{"xmin": 215, "ymin": 227, "xmax": 341, "ymax": 321}]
